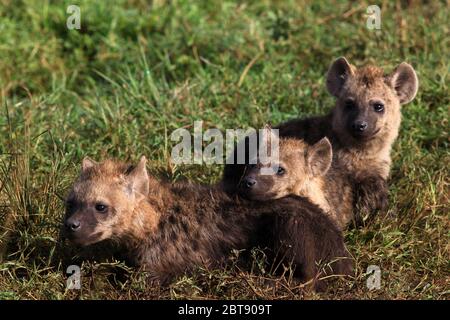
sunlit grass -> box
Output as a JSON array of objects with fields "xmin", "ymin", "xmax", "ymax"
[{"xmin": 0, "ymin": 0, "xmax": 448, "ymax": 299}]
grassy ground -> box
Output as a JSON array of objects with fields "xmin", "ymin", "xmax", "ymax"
[{"xmin": 0, "ymin": 0, "xmax": 448, "ymax": 299}]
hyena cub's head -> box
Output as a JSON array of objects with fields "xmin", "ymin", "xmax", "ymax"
[
  {"xmin": 63, "ymin": 156, "xmax": 149, "ymax": 246},
  {"xmin": 239, "ymin": 129, "xmax": 332, "ymax": 201},
  {"xmin": 326, "ymin": 57, "xmax": 418, "ymax": 146}
]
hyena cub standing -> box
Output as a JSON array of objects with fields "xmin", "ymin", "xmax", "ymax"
[
  {"xmin": 223, "ymin": 57, "xmax": 418, "ymax": 224},
  {"xmin": 64, "ymin": 157, "xmax": 352, "ymax": 288},
  {"xmin": 239, "ymin": 130, "xmax": 353, "ymax": 230}
]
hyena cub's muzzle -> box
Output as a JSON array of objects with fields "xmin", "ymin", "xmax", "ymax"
[
  {"xmin": 243, "ymin": 176, "xmax": 257, "ymax": 189},
  {"xmin": 238, "ymin": 169, "xmax": 278, "ymax": 200},
  {"xmin": 238, "ymin": 174, "xmax": 259, "ymax": 198},
  {"xmin": 347, "ymin": 111, "xmax": 381, "ymax": 140},
  {"xmin": 351, "ymin": 119, "xmax": 368, "ymax": 134},
  {"xmin": 63, "ymin": 214, "xmax": 86, "ymax": 244},
  {"xmin": 65, "ymin": 216, "xmax": 81, "ymax": 233},
  {"xmin": 62, "ymin": 206, "xmax": 104, "ymax": 246}
]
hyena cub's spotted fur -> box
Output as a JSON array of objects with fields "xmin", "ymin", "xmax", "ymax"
[
  {"xmin": 223, "ymin": 57, "xmax": 418, "ymax": 225},
  {"xmin": 64, "ymin": 157, "xmax": 352, "ymax": 289},
  {"xmin": 326, "ymin": 57, "xmax": 418, "ymax": 223},
  {"xmin": 239, "ymin": 130, "xmax": 353, "ymax": 230}
]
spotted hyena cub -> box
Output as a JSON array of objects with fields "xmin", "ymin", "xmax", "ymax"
[
  {"xmin": 223, "ymin": 57, "xmax": 418, "ymax": 225},
  {"xmin": 326, "ymin": 57, "xmax": 418, "ymax": 222},
  {"xmin": 64, "ymin": 157, "xmax": 352, "ymax": 289},
  {"xmin": 239, "ymin": 130, "xmax": 353, "ymax": 230}
]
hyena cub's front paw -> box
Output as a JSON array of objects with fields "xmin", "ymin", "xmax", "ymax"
[{"xmin": 353, "ymin": 176, "xmax": 389, "ymax": 227}]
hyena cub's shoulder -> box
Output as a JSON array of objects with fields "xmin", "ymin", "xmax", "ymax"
[{"xmin": 239, "ymin": 128, "xmax": 353, "ymax": 229}]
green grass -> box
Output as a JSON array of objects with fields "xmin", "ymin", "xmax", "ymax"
[{"xmin": 0, "ymin": 0, "xmax": 448, "ymax": 299}]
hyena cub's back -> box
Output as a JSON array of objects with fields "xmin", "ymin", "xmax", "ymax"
[{"xmin": 239, "ymin": 129, "xmax": 353, "ymax": 229}]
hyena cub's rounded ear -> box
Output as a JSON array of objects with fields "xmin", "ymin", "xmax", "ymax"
[
  {"xmin": 306, "ymin": 138, "xmax": 332, "ymax": 177},
  {"xmin": 126, "ymin": 156, "xmax": 149, "ymax": 197},
  {"xmin": 326, "ymin": 57, "xmax": 355, "ymax": 97},
  {"xmin": 82, "ymin": 157, "xmax": 98, "ymax": 172},
  {"xmin": 387, "ymin": 62, "xmax": 419, "ymax": 105}
]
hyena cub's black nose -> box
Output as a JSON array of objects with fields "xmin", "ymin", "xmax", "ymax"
[
  {"xmin": 65, "ymin": 219, "xmax": 81, "ymax": 232},
  {"xmin": 352, "ymin": 121, "xmax": 368, "ymax": 132},
  {"xmin": 244, "ymin": 177, "xmax": 257, "ymax": 188}
]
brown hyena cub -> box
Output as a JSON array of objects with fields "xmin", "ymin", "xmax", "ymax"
[
  {"xmin": 239, "ymin": 130, "xmax": 353, "ymax": 230},
  {"xmin": 223, "ymin": 57, "xmax": 418, "ymax": 225},
  {"xmin": 64, "ymin": 156, "xmax": 352, "ymax": 289}
]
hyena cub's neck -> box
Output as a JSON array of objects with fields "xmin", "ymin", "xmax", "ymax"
[
  {"xmin": 120, "ymin": 194, "xmax": 162, "ymax": 246},
  {"xmin": 294, "ymin": 165, "xmax": 354, "ymax": 230},
  {"xmin": 122, "ymin": 177, "xmax": 175, "ymax": 243},
  {"xmin": 294, "ymin": 177, "xmax": 331, "ymax": 217},
  {"xmin": 333, "ymin": 141, "xmax": 393, "ymax": 180}
]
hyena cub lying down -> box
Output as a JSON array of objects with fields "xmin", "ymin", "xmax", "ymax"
[
  {"xmin": 239, "ymin": 130, "xmax": 353, "ymax": 230},
  {"xmin": 223, "ymin": 57, "xmax": 418, "ymax": 224},
  {"xmin": 63, "ymin": 157, "xmax": 353, "ymax": 289}
]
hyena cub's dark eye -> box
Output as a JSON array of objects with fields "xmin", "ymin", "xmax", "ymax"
[
  {"xmin": 276, "ymin": 166, "xmax": 285, "ymax": 176},
  {"xmin": 95, "ymin": 203, "xmax": 108, "ymax": 213},
  {"xmin": 373, "ymin": 102, "xmax": 385, "ymax": 113}
]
